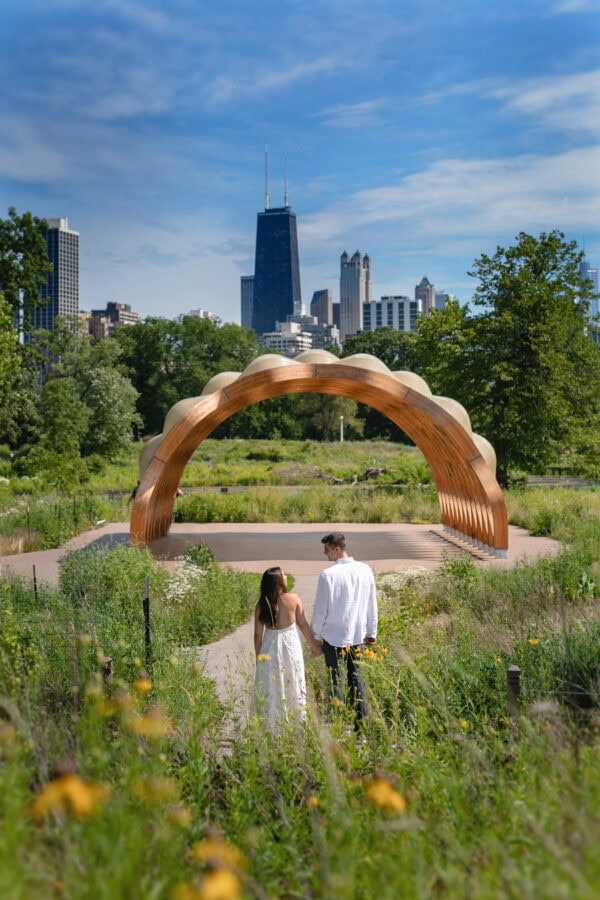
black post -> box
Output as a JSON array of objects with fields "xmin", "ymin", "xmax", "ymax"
[
  {"xmin": 143, "ymin": 575, "xmax": 152, "ymax": 668},
  {"xmin": 507, "ymin": 665, "xmax": 521, "ymax": 715},
  {"xmin": 32, "ymin": 565, "xmax": 38, "ymax": 602}
]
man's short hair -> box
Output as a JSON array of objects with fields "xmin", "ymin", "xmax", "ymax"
[{"xmin": 321, "ymin": 532, "xmax": 346, "ymax": 550}]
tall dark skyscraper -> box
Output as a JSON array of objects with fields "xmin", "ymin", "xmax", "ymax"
[
  {"xmin": 34, "ymin": 217, "xmax": 80, "ymax": 331},
  {"xmin": 251, "ymin": 155, "xmax": 301, "ymax": 336}
]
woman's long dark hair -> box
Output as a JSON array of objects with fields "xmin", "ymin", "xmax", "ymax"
[{"xmin": 258, "ymin": 567, "xmax": 286, "ymax": 626}]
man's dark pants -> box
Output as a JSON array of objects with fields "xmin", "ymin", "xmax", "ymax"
[{"xmin": 322, "ymin": 639, "xmax": 367, "ymax": 729}]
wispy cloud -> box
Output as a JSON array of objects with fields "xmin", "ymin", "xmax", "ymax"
[
  {"xmin": 302, "ymin": 146, "xmax": 600, "ymax": 245},
  {"xmin": 205, "ymin": 55, "xmax": 347, "ymax": 105},
  {"xmin": 493, "ymin": 69, "xmax": 600, "ymax": 136},
  {"xmin": 316, "ymin": 98, "xmax": 389, "ymax": 129},
  {"xmin": 418, "ymin": 69, "xmax": 600, "ymax": 138},
  {"xmin": 549, "ymin": 0, "xmax": 600, "ymax": 12}
]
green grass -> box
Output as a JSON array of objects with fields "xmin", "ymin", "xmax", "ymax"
[{"xmin": 1, "ymin": 488, "xmax": 600, "ymax": 896}]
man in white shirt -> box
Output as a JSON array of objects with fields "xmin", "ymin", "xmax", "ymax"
[{"xmin": 311, "ymin": 532, "xmax": 378, "ymax": 729}]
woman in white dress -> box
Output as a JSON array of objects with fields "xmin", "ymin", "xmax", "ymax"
[{"xmin": 254, "ymin": 567, "xmax": 322, "ymax": 727}]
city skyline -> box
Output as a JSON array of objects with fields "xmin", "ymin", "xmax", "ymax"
[{"xmin": 1, "ymin": 1, "xmax": 599, "ymax": 325}]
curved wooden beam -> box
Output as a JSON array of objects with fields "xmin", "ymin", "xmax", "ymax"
[{"xmin": 131, "ymin": 362, "xmax": 508, "ymax": 554}]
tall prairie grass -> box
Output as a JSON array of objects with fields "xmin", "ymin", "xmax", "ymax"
[{"xmin": 1, "ymin": 489, "xmax": 600, "ymax": 896}]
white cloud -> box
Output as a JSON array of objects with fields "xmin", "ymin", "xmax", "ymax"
[
  {"xmin": 301, "ymin": 146, "xmax": 600, "ymax": 246},
  {"xmin": 549, "ymin": 0, "xmax": 600, "ymax": 12},
  {"xmin": 419, "ymin": 68, "xmax": 600, "ymax": 138},
  {"xmin": 316, "ymin": 99, "xmax": 389, "ymax": 129},
  {"xmin": 205, "ymin": 55, "xmax": 347, "ymax": 105}
]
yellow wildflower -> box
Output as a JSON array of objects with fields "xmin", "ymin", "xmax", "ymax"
[
  {"xmin": 495, "ymin": 657, "xmax": 502, "ymax": 664},
  {"xmin": 32, "ymin": 775, "xmax": 110, "ymax": 822},
  {"xmin": 365, "ymin": 777, "xmax": 407, "ymax": 815},
  {"xmin": 191, "ymin": 837, "xmax": 244, "ymax": 869},
  {"xmin": 172, "ymin": 871, "xmax": 242, "ymax": 900},
  {"xmin": 256, "ymin": 654, "xmax": 270, "ymax": 662},
  {"xmin": 528, "ymin": 638, "xmax": 539, "ymax": 645},
  {"xmin": 458, "ymin": 719, "xmax": 469, "ymax": 730},
  {"xmin": 307, "ymin": 794, "xmax": 319, "ymax": 808},
  {"xmin": 332, "ymin": 697, "xmax": 344, "ymax": 708},
  {"xmin": 133, "ymin": 675, "xmax": 153, "ymax": 694},
  {"xmin": 128, "ymin": 706, "xmax": 171, "ymax": 739},
  {"xmin": 198, "ymin": 870, "xmax": 242, "ymax": 900}
]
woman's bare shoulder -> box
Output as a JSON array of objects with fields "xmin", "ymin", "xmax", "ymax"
[{"xmin": 281, "ymin": 591, "xmax": 301, "ymax": 605}]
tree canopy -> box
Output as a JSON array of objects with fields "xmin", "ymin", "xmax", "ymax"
[{"xmin": 415, "ymin": 231, "xmax": 600, "ymax": 483}]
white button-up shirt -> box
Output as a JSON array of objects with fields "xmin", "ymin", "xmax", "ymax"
[{"xmin": 311, "ymin": 557, "xmax": 378, "ymax": 647}]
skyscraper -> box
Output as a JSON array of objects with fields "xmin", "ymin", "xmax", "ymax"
[
  {"xmin": 310, "ymin": 289, "xmax": 333, "ymax": 325},
  {"xmin": 339, "ymin": 250, "xmax": 371, "ymax": 342},
  {"xmin": 34, "ymin": 217, "xmax": 79, "ymax": 331},
  {"xmin": 240, "ymin": 275, "xmax": 254, "ymax": 329},
  {"xmin": 415, "ymin": 276, "xmax": 435, "ymax": 314},
  {"xmin": 251, "ymin": 156, "xmax": 301, "ymax": 336}
]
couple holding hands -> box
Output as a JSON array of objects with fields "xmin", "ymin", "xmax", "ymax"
[{"xmin": 254, "ymin": 532, "xmax": 378, "ymax": 730}]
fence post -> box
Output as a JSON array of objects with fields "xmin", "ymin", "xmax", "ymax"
[
  {"xmin": 507, "ymin": 665, "xmax": 521, "ymax": 715},
  {"xmin": 32, "ymin": 564, "xmax": 38, "ymax": 602},
  {"xmin": 143, "ymin": 575, "xmax": 152, "ymax": 669}
]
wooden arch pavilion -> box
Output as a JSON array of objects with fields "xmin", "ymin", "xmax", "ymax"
[{"xmin": 130, "ymin": 351, "xmax": 508, "ymax": 555}]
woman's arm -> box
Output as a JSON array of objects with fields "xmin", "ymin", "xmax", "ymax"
[
  {"xmin": 254, "ymin": 604, "xmax": 265, "ymax": 657},
  {"xmin": 295, "ymin": 598, "xmax": 323, "ymax": 656}
]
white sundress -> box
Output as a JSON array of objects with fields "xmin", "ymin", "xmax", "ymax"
[{"xmin": 254, "ymin": 623, "xmax": 307, "ymax": 727}]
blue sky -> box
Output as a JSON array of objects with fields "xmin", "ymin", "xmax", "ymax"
[{"xmin": 1, "ymin": 0, "xmax": 599, "ymax": 324}]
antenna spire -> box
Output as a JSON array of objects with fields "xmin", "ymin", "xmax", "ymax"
[
  {"xmin": 264, "ymin": 145, "xmax": 270, "ymax": 210},
  {"xmin": 284, "ymin": 156, "xmax": 289, "ymax": 208}
]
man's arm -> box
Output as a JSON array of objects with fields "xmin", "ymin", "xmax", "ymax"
[{"xmin": 311, "ymin": 573, "xmax": 330, "ymax": 639}]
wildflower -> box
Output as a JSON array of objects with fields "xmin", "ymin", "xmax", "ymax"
[
  {"xmin": 133, "ymin": 671, "xmax": 152, "ymax": 694},
  {"xmin": 128, "ymin": 706, "xmax": 171, "ymax": 739},
  {"xmin": 528, "ymin": 638, "xmax": 539, "ymax": 645},
  {"xmin": 365, "ymin": 777, "xmax": 407, "ymax": 815},
  {"xmin": 307, "ymin": 794, "xmax": 319, "ymax": 808},
  {"xmin": 191, "ymin": 836, "xmax": 244, "ymax": 869},
  {"xmin": 332, "ymin": 698, "xmax": 345, "ymax": 708},
  {"xmin": 458, "ymin": 719, "xmax": 469, "ymax": 730},
  {"xmin": 172, "ymin": 871, "xmax": 242, "ymax": 900},
  {"xmin": 54, "ymin": 881, "xmax": 65, "ymax": 892},
  {"xmin": 256, "ymin": 654, "xmax": 270, "ymax": 662},
  {"xmin": 32, "ymin": 775, "xmax": 110, "ymax": 822},
  {"xmin": 495, "ymin": 657, "xmax": 502, "ymax": 664}
]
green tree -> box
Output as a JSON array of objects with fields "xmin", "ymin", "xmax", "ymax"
[
  {"xmin": 0, "ymin": 207, "xmax": 51, "ymax": 332},
  {"xmin": 114, "ymin": 317, "xmax": 261, "ymax": 436},
  {"xmin": 299, "ymin": 394, "xmax": 363, "ymax": 441},
  {"xmin": 342, "ymin": 328, "xmax": 419, "ymax": 441},
  {"xmin": 342, "ymin": 327, "xmax": 418, "ymax": 371},
  {"xmin": 415, "ymin": 231, "xmax": 600, "ymax": 484},
  {"xmin": 0, "ymin": 295, "xmax": 22, "ymax": 441}
]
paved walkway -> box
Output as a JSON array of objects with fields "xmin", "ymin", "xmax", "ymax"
[{"xmin": 0, "ymin": 522, "xmax": 561, "ymax": 716}]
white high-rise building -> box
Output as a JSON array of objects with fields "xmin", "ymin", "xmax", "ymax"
[
  {"xmin": 340, "ymin": 250, "xmax": 372, "ymax": 342},
  {"xmin": 363, "ymin": 296, "xmax": 424, "ymax": 333}
]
